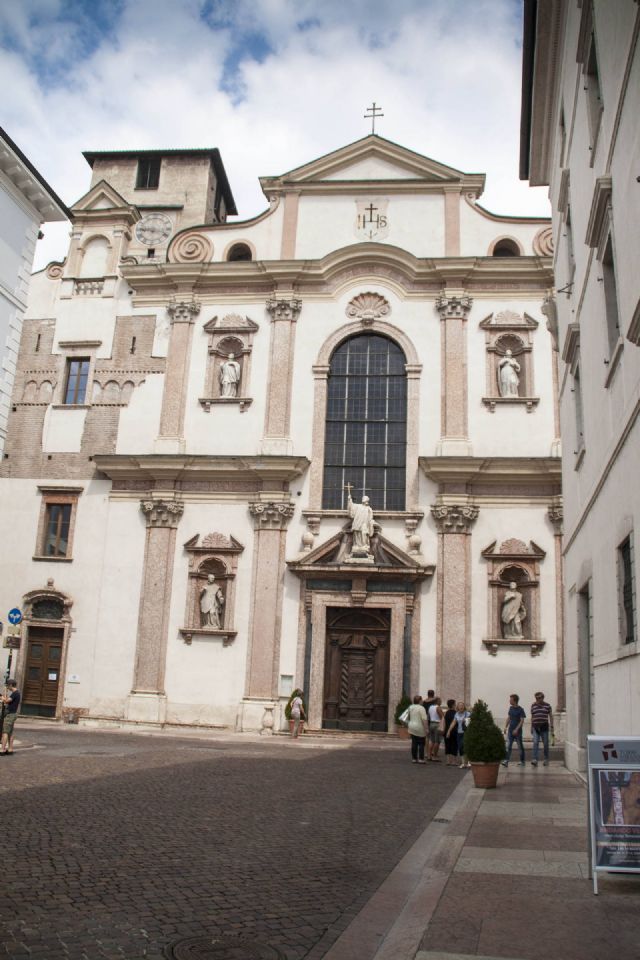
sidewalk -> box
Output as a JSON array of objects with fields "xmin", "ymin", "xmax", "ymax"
[{"xmin": 321, "ymin": 760, "xmax": 640, "ymax": 960}]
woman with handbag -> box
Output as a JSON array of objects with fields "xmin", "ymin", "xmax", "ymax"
[{"xmin": 406, "ymin": 695, "xmax": 428, "ymax": 763}]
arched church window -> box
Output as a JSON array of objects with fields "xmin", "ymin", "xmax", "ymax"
[
  {"xmin": 491, "ymin": 238, "xmax": 521, "ymax": 258},
  {"xmin": 227, "ymin": 243, "xmax": 252, "ymax": 262},
  {"xmin": 322, "ymin": 334, "xmax": 407, "ymax": 511}
]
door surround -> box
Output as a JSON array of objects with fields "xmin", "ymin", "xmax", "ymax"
[{"xmin": 15, "ymin": 581, "xmax": 74, "ymax": 720}]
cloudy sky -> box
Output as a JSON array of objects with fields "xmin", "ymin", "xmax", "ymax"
[{"xmin": 1, "ymin": 0, "xmax": 550, "ymax": 270}]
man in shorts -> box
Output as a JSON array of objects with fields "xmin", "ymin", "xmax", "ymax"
[{"xmin": 1, "ymin": 679, "xmax": 21, "ymax": 755}]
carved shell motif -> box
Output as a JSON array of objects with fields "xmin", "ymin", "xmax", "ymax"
[
  {"xmin": 345, "ymin": 292, "xmax": 391, "ymax": 325},
  {"xmin": 169, "ymin": 232, "xmax": 213, "ymax": 264}
]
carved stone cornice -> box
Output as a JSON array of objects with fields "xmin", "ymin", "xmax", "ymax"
[
  {"xmin": 249, "ymin": 501, "xmax": 295, "ymax": 530},
  {"xmin": 266, "ymin": 298, "xmax": 302, "ymax": 322},
  {"xmin": 431, "ymin": 502, "xmax": 479, "ymax": 534},
  {"xmin": 140, "ymin": 499, "xmax": 184, "ymax": 528},
  {"xmin": 435, "ymin": 295, "xmax": 473, "ymax": 320},
  {"xmin": 167, "ymin": 297, "xmax": 201, "ymax": 323}
]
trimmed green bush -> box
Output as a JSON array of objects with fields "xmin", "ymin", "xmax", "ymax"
[
  {"xmin": 394, "ymin": 692, "xmax": 412, "ymax": 725},
  {"xmin": 464, "ymin": 699, "xmax": 505, "ymax": 763}
]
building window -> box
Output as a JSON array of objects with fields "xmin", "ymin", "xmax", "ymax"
[
  {"xmin": 491, "ymin": 239, "xmax": 521, "ymax": 258},
  {"xmin": 565, "ymin": 205, "xmax": 576, "ymax": 281},
  {"xmin": 573, "ymin": 363, "xmax": 585, "ymax": 456},
  {"xmin": 43, "ymin": 504, "xmax": 72, "ymax": 558},
  {"xmin": 602, "ymin": 235, "xmax": 620, "ymax": 357},
  {"xmin": 584, "ymin": 33, "xmax": 603, "ymax": 150},
  {"xmin": 64, "ymin": 358, "xmax": 90, "ymax": 405},
  {"xmin": 227, "ymin": 243, "xmax": 252, "ymax": 262},
  {"xmin": 322, "ymin": 334, "xmax": 407, "ymax": 511},
  {"xmin": 135, "ymin": 157, "xmax": 161, "ymax": 190},
  {"xmin": 618, "ymin": 536, "xmax": 636, "ymax": 645},
  {"xmin": 34, "ymin": 488, "xmax": 82, "ymax": 562}
]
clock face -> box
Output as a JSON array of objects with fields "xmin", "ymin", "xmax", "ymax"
[{"xmin": 135, "ymin": 214, "xmax": 172, "ymax": 246}]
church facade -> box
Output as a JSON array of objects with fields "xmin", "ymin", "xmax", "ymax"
[{"xmin": 0, "ymin": 135, "xmax": 562, "ymax": 734}]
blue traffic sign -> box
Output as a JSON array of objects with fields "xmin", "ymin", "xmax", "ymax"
[{"xmin": 8, "ymin": 608, "xmax": 22, "ymax": 625}]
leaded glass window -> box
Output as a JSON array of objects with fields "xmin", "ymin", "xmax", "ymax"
[{"xmin": 323, "ymin": 334, "xmax": 406, "ymax": 510}]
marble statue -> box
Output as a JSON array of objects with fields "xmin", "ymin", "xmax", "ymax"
[
  {"xmin": 348, "ymin": 494, "xmax": 375, "ymax": 554},
  {"xmin": 498, "ymin": 350, "xmax": 521, "ymax": 397},
  {"xmin": 199, "ymin": 574, "xmax": 224, "ymax": 628},
  {"xmin": 219, "ymin": 353, "xmax": 241, "ymax": 398},
  {"xmin": 501, "ymin": 582, "xmax": 526, "ymax": 638}
]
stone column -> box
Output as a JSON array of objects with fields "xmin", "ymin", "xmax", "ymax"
[
  {"xmin": 261, "ymin": 297, "xmax": 302, "ymax": 455},
  {"xmin": 431, "ymin": 500, "xmax": 479, "ymax": 703},
  {"xmin": 126, "ymin": 498, "xmax": 184, "ymax": 723},
  {"xmin": 436, "ymin": 295, "xmax": 473, "ymax": 456},
  {"xmin": 548, "ymin": 498, "xmax": 565, "ymax": 711},
  {"xmin": 156, "ymin": 297, "xmax": 200, "ymax": 453},
  {"xmin": 241, "ymin": 500, "xmax": 295, "ymax": 731}
]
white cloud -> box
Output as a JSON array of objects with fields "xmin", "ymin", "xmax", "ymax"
[{"xmin": 0, "ymin": 0, "xmax": 550, "ymax": 271}]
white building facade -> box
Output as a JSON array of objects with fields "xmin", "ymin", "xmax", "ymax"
[
  {"xmin": 0, "ymin": 127, "xmax": 67, "ymax": 458},
  {"xmin": 521, "ymin": 0, "xmax": 640, "ymax": 770},
  {"xmin": 0, "ymin": 136, "xmax": 562, "ymax": 733}
]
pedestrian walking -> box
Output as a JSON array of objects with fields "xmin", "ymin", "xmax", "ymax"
[
  {"xmin": 502, "ymin": 693, "xmax": 526, "ymax": 766},
  {"xmin": 289, "ymin": 689, "xmax": 305, "ymax": 738},
  {"xmin": 1, "ymin": 679, "xmax": 21, "ymax": 755},
  {"xmin": 530, "ymin": 691, "xmax": 554, "ymax": 766},
  {"xmin": 407, "ymin": 695, "xmax": 428, "ymax": 763},
  {"xmin": 449, "ymin": 700, "xmax": 471, "ymax": 768},
  {"xmin": 427, "ymin": 696, "xmax": 444, "ymax": 761},
  {"xmin": 443, "ymin": 698, "xmax": 458, "ymax": 765}
]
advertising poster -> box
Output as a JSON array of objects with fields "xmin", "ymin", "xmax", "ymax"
[{"xmin": 587, "ymin": 736, "xmax": 640, "ymax": 892}]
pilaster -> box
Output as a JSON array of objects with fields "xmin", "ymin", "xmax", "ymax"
[
  {"xmin": 431, "ymin": 499, "xmax": 479, "ymax": 703},
  {"xmin": 157, "ymin": 297, "xmax": 200, "ymax": 453},
  {"xmin": 548, "ymin": 497, "xmax": 565, "ymax": 711},
  {"xmin": 262, "ymin": 297, "xmax": 301, "ymax": 455},
  {"xmin": 126, "ymin": 497, "xmax": 184, "ymax": 723},
  {"xmin": 436, "ymin": 294, "xmax": 473, "ymax": 456}
]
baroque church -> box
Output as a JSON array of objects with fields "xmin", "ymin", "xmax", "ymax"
[{"xmin": 0, "ymin": 134, "xmax": 563, "ymax": 734}]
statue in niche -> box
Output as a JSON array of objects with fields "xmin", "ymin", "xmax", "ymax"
[
  {"xmin": 498, "ymin": 350, "xmax": 521, "ymax": 397},
  {"xmin": 219, "ymin": 353, "xmax": 241, "ymax": 398},
  {"xmin": 199, "ymin": 574, "xmax": 225, "ymax": 628},
  {"xmin": 348, "ymin": 493, "xmax": 376, "ymax": 556},
  {"xmin": 501, "ymin": 582, "xmax": 527, "ymax": 638}
]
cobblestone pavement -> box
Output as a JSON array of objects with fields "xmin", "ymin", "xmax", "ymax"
[{"xmin": 0, "ymin": 725, "xmax": 463, "ymax": 960}]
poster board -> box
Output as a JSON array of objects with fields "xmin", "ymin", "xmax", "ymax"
[{"xmin": 587, "ymin": 736, "xmax": 640, "ymax": 894}]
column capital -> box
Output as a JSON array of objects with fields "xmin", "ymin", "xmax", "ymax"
[
  {"xmin": 431, "ymin": 501, "xmax": 479, "ymax": 534},
  {"xmin": 140, "ymin": 499, "xmax": 184, "ymax": 528},
  {"xmin": 249, "ymin": 500, "xmax": 295, "ymax": 530},
  {"xmin": 167, "ymin": 297, "xmax": 200, "ymax": 323},
  {"xmin": 548, "ymin": 498, "xmax": 563, "ymax": 534},
  {"xmin": 266, "ymin": 297, "xmax": 302, "ymax": 322},
  {"xmin": 435, "ymin": 295, "xmax": 473, "ymax": 320}
]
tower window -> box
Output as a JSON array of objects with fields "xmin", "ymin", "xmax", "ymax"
[{"xmin": 135, "ymin": 157, "xmax": 161, "ymax": 190}]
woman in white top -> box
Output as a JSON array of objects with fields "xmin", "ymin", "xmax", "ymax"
[
  {"xmin": 447, "ymin": 701, "xmax": 471, "ymax": 768},
  {"xmin": 427, "ymin": 697, "xmax": 444, "ymax": 761},
  {"xmin": 407, "ymin": 695, "xmax": 428, "ymax": 763}
]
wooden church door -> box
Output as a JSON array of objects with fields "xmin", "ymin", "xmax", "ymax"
[{"xmin": 323, "ymin": 608, "xmax": 390, "ymax": 732}]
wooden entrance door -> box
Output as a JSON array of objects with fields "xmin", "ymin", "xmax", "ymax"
[
  {"xmin": 22, "ymin": 626, "xmax": 64, "ymax": 717},
  {"xmin": 323, "ymin": 608, "xmax": 390, "ymax": 732}
]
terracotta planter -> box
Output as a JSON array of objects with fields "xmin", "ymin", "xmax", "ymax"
[
  {"xmin": 470, "ymin": 761, "xmax": 500, "ymax": 788},
  {"xmin": 396, "ymin": 724, "xmax": 410, "ymax": 740}
]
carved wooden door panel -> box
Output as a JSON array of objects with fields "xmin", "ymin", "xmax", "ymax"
[
  {"xmin": 323, "ymin": 608, "xmax": 390, "ymax": 732},
  {"xmin": 22, "ymin": 626, "xmax": 63, "ymax": 717}
]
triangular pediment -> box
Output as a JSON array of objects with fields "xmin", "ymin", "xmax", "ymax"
[
  {"xmin": 70, "ymin": 180, "xmax": 140, "ymax": 225},
  {"xmin": 203, "ymin": 313, "xmax": 260, "ymax": 335},
  {"xmin": 288, "ymin": 524, "xmax": 433, "ymax": 578},
  {"xmin": 261, "ymin": 135, "xmax": 486, "ymax": 196}
]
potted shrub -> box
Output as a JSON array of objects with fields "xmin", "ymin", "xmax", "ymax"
[
  {"xmin": 394, "ymin": 693, "xmax": 412, "ymax": 740},
  {"xmin": 463, "ymin": 699, "xmax": 505, "ymax": 788},
  {"xmin": 284, "ymin": 689, "xmax": 306, "ymax": 735}
]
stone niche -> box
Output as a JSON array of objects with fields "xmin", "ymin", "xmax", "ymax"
[
  {"xmin": 199, "ymin": 313, "xmax": 259, "ymax": 412},
  {"xmin": 480, "ymin": 310, "xmax": 540, "ymax": 412},
  {"xmin": 482, "ymin": 538, "xmax": 546, "ymax": 656},
  {"xmin": 179, "ymin": 532, "xmax": 244, "ymax": 645}
]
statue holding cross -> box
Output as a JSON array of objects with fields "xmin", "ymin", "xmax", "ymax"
[{"xmin": 345, "ymin": 483, "xmax": 377, "ymax": 557}]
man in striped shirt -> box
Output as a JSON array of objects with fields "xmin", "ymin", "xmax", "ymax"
[{"xmin": 530, "ymin": 692, "xmax": 554, "ymax": 766}]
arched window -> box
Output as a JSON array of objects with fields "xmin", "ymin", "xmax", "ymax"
[
  {"xmin": 322, "ymin": 334, "xmax": 407, "ymax": 511},
  {"xmin": 227, "ymin": 243, "xmax": 252, "ymax": 262},
  {"xmin": 492, "ymin": 239, "xmax": 521, "ymax": 258}
]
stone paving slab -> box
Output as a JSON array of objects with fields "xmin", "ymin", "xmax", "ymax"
[
  {"xmin": 474, "ymin": 801, "xmax": 585, "ymax": 819},
  {"xmin": 460, "ymin": 846, "xmax": 588, "ymax": 864},
  {"xmin": 454, "ymin": 856, "xmax": 584, "ymax": 878}
]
